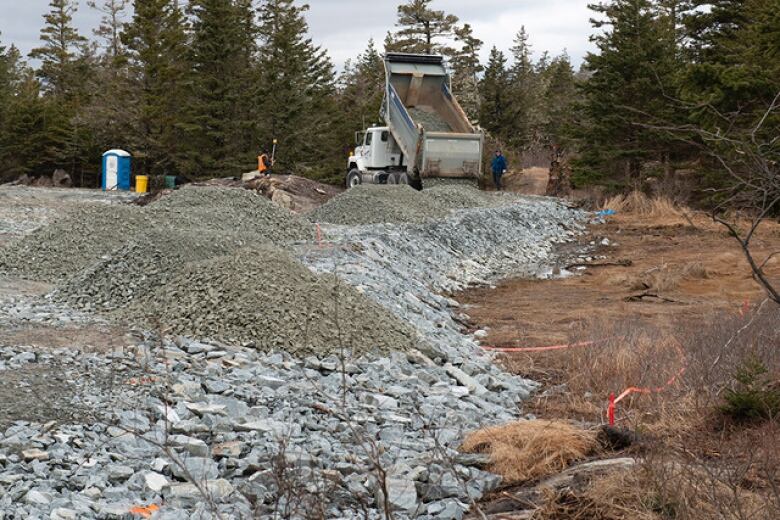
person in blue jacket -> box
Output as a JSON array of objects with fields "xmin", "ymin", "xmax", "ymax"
[{"xmin": 491, "ymin": 150, "xmax": 508, "ymax": 191}]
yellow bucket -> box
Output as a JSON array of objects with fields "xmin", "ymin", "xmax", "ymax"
[{"xmin": 136, "ymin": 175, "xmax": 149, "ymax": 194}]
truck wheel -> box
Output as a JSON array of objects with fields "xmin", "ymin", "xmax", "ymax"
[
  {"xmin": 410, "ymin": 176, "xmax": 423, "ymax": 191},
  {"xmin": 386, "ymin": 173, "xmax": 398, "ymax": 184},
  {"xmin": 398, "ymin": 172, "xmax": 410, "ymax": 185},
  {"xmin": 347, "ymin": 169, "xmax": 362, "ymax": 188}
]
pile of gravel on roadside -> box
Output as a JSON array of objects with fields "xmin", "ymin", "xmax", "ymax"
[
  {"xmin": 425, "ymin": 184, "xmax": 516, "ymax": 209},
  {"xmin": 51, "ymin": 229, "xmax": 268, "ymax": 312},
  {"xmin": 147, "ymin": 185, "xmax": 314, "ymax": 239},
  {"xmin": 0, "ymin": 186, "xmax": 314, "ymax": 283},
  {"xmin": 308, "ymin": 184, "xmax": 515, "ymax": 225},
  {"xmin": 308, "ymin": 185, "xmax": 451, "ymax": 225},
  {"xmin": 0, "ymin": 204, "xmax": 151, "ymax": 282},
  {"xmin": 120, "ymin": 246, "xmax": 421, "ymax": 356}
]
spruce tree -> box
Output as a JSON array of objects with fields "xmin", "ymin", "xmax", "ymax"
[
  {"xmin": 121, "ymin": 0, "xmax": 190, "ymax": 175},
  {"xmin": 479, "ymin": 47, "xmax": 513, "ymax": 139},
  {"xmin": 573, "ymin": 0, "xmax": 679, "ymax": 186},
  {"xmin": 87, "ymin": 0, "xmax": 130, "ymax": 66},
  {"xmin": 187, "ymin": 0, "xmax": 259, "ymax": 177},
  {"xmin": 336, "ymin": 40, "xmax": 385, "ymax": 163},
  {"xmin": 508, "ymin": 26, "xmax": 541, "ymax": 149},
  {"xmin": 29, "ymin": 0, "xmax": 89, "ymax": 101},
  {"xmin": 451, "ymin": 24, "xmax": 483, "ymax": 121},
  {"xmin": 391, "ymin": 0, "xmax": 459, "ymax": 56},
  {"xmin": 682, "ymin": 0, "xmax": 780, "ymax": 130},
  {"xmin": 28, "ymin": 0, "xmax": 94, "ymax": 179},
  {"xmin": 540, "ymin": 53, "xmax": 578, "ymax": 149},
  {"xmin": 0, "ymin": 60, "xmax": 69, "ymax": 178},
  {"xmin": 255, "ymin": 0, "xmax": 337, "ymax": 178},
  {"xmin": 83, "ymin": 0, "xmax": 133, "ymax": 167}
]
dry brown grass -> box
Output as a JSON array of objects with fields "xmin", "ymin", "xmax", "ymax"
[
  {"xmin": 461, "ymin": 420, "xmax": 598, "ymax": 484},
  {"xmin": 611, "ymin": 261, "xmax": 711, "ymax": 293},
  {"xmin": 603, "ymin": 190, "xmax": 681, "ymax": 218},
  {"xmin": 602, "ymin": 190, "xmax": 700, "ymax": 228},
  {"xmin": 534, "ymin": 468, "xmax": 661, "ymax": 520},
  {"xmin": 535, "ymin": 460, "xmax": 773, "ymax": 520}
]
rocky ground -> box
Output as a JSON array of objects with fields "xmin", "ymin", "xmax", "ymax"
[{"xmin": 0, "ymin": 183, "xmax": 589, "ymax": 519}]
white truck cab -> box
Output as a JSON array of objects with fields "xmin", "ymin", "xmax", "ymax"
[{"xmin": 347, "ymin": 126, "xmax": 405, "ymax": 187}]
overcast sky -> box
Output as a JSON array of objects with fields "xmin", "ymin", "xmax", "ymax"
[{"xmin": 0, "ymin": 0, "xmax": 597, "ymax": 69}]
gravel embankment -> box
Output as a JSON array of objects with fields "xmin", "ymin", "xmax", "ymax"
[
  {"xmin": 0, "ymin": 184, "xmax": 590, "ymax": 518},
  {"xmin": 303, "ymin": 196, "xmax": 586, "ymax": 360}
]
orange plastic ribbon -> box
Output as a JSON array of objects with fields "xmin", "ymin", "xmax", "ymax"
[{"xmin": 130, "ymin": 504, "xmax": 160, "ymax": 518}]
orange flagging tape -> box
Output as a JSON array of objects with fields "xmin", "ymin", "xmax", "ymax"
[
  {"xmin": 480, "ymin": 339, "xmax": 604, "ymax": 353},
  {"xmin": 130, "ymin": 504, "xmax": 160, "ymax": 518},
  {"xmin": 607, "ymin": 340, "xmax": 687, "ymax": 426}
]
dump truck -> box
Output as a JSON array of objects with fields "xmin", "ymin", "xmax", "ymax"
[{"xmin": 346, "ymin": 53, "xmax": 484, "ymax": 190}]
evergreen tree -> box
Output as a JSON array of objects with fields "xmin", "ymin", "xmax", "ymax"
[
  {"xmin": 540, "ymin": 53, "xmax": 578, "ymax": 149},
  {"xmin": 88, "ymin": 0, "xmax": 129, "ymax": 64},
  {"xmin": 479, "ymin": 47, "xmax": 513, "ymax": 138},
  {"xmin": 0, "ymin": 55, "xmax": 69, "ymax": 178},
  {"xmin": 121, "ymin": 0, "xmax": 190, "ymax": 175},
  {"xmin": 82, "ymin": 0, "xmax": 133, "ymax": 170},
  {"xmin": 391, "ymin": 0, "xmax": 459, "ymax": 56},
  {"xmin": 28, "ymin": 0, "xmax": 94, "ymax": 179},
  {"xmin": 336, "ymin": 40, "xmax": 385, "ymax": 164},
  {"xmin": 508, "ymin": 26, "xmax": 541, "ymax": 149},
  {"xmin": 187, "ymin": 0, "xmax": 259, "ymax": 177},
  {"xmin": 451, "ymin": 24, "xmax": 483, "ymax": 120},
  {"xmin": 29, "ymin": 0, "xmax": 89, "ymax": 101},
  {"xmin": 682, "ymin": 0, "xmax": 780, "ymax": 130},
  {"xmin": 255, "ymin": 0, "xmax": 338, "ymax": 178},
  {"xmin": 573, "ymin": 0, "xmax": 679, "ymax": 186}
]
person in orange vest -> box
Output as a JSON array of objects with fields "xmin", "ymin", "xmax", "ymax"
[{"xmin": 258, "ymin": 150, "xmax": 273, "ymax": 177}]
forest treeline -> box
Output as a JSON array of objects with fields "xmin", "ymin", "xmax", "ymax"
[{"xmin": 0, "ymin": 0, "xmax": 777, "ymax": 197}]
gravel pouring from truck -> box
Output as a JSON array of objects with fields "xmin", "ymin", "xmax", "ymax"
[{"xmin": 346, "ymin": 53, "xmax": 484, "ymax": 189}]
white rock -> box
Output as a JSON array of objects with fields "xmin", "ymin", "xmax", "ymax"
[{"xmin": 144, "ymin": 472, "xmax": 169, "ymax": 492}]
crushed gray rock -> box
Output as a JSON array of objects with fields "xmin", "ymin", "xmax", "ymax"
[
  {"xmin": 0, "ymin": 338, "xmax": 529, "ymax": 518},
  {"xmin": 308, "ymin": 185, "xmax": 450, "ymax": 225},
  {"xmin": 119, "ymin": 246, "xmax": 421, "ymax": 356},
  {"xmin": 307, "ymin": 184, "xmax": 518, "ymax": 226},
  {"xmin": 0, "ymin": 184, "xmax": 591, "ymax": 518},
  {"xmin": 0, "ymin": 186, "xmax": 313, "ymax": 282},
  {"xmin": 302, "ymin": 196, "xmax": 586, "ymax": 359}
]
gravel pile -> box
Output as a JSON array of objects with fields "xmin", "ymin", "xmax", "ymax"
[
  {"xmin": 309, "ymin": 184, "xmax": 515, "ymax": 226},
  {"xmin": 148, "ymin": 185, "xmax": 314, "ymax": 238},
  {"xmin": 0, "ymin": 186, "xmax": 313, "ymax": 283},
  {"xmin": 51, "ymin": 229, "xmax": 268, "ymax": 312},
  {"xmin": 120, "ymin": 247, "xmax": 421, "ymax": 356},
  {"xmin": 424, "ymin": 184, "xmax": 515, "ymax": 209},
  {"xmin": 0, "ymin": 204, "xmax": 152, "ymax": 282}
]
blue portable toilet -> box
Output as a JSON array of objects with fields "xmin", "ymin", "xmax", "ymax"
[{"xmin": 102, "ymin": 149, "xmax": 131, "ymax": 191}]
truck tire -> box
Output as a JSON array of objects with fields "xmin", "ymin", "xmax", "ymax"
[
  {"xmin": 398, "ymin": 172, "xmax": 410, "ymax": 185},
  {"xmin": 386, "ymin": 173, "xmax": 399, "ymax": 184},
  {"xmin": 346, "ymin": 169, "xmax": 362, "ymax": 188},
  {"xmin": 410, "ymin": 176, "xmax": 423, "ymax": 191}
]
